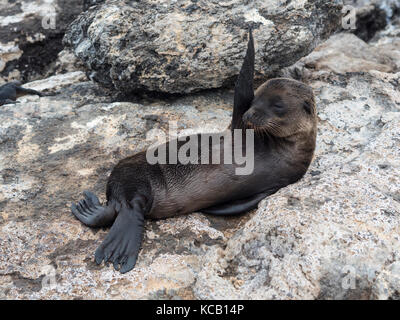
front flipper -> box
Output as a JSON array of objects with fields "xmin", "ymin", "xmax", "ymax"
[
  {"xmin": 201, "ymin": 192, "xmax": 270, "ymax": 216},
  {"xmin": 71, "ymin": 191, "xmax": 117, "ymax": 227},
  {"xmin": 231, "ymin": 28, "xmax": 255, "ymax": 130},
  {"xmin": 94, "ymin": 198, "xmax": 145, "ymax": 273}
]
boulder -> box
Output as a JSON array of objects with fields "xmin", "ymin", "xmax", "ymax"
[
  {"xmin": 64, "ymin": 0, "xmax": 343, "ymax": 94},
  {"xmin": 295, "ymin": 33, "xmax": 399, "ymax": 75}
]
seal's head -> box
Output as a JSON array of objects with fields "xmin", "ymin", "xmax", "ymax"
[{"xmin": 242, "ymin": 78, "xmax": 317, "ymax": 138}]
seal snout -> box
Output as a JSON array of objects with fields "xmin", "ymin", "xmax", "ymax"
[{"xmin": 242, "ymin": 107, "xmax": 269, "ymax": 128}]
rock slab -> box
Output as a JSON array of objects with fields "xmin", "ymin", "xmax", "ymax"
[{"xmin": 64, "ymin": 0, "xmax": 343, "ymax": 93}]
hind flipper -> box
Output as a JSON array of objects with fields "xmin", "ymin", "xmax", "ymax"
[
  {"xmin": 70, "ymin": 191, "xmax": 117, "ymax": 227},
  {"xmin": 94, "ymin": 196, "xmax": 146, "ymax": 273},
  {"xmin": 201, "ymin": 192, "xmax": 270, "ymax": 216}
]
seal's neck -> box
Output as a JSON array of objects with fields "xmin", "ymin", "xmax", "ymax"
[
  {"xmin": 256, "ymin": 129, "xmax": 316, "ymax": 164},
  {"xmin": 234, "ymin": 122, "xmax": 316, "ymax": 164},
  {"xmin": 283, "ymin": 130, "xmax": 316, "ymax": 167}
]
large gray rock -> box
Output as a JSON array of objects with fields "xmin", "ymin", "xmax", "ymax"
[{"xmin": 64, "ymin": 0, "xmax": 343, "ymax": 94}]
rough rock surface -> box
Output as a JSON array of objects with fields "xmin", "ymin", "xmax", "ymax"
[
  {"xmin": 64, "ymin": 0, "xmax": 343, "ymax": 94},
  {"xmin": 1, "ymin": 6, "xmax": 400, "ymax": 300},
  {"xmin": 0, "ymin": 0, "xmax": 101, "ymax": 84},
  {"xmin": 291, "ymin": 33, "xmax": 399, "ymax": 75}
]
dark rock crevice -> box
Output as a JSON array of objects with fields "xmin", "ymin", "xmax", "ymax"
[
  {"xmin": 2, "ymin": 34, "xmax": 65, "ymax": 82},
  {"xmin": 0, "ymin": 0, "xmax": 105, "ymax": 83}
]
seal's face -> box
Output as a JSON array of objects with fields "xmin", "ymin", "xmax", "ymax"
[{"xmin": 242, "ymin": 78, "xmax": 316, "ymax": 138}]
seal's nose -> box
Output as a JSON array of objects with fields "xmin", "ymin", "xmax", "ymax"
[{"xmin": 242, "ymin": 109, "xmax": 255, "ymax": 124}]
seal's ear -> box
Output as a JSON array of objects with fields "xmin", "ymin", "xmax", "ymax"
[{"xmin": 232, "ymin": 28, "xmax": 255, "ymax": 129}]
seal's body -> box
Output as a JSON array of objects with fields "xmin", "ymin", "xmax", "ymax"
[
  {"xmin": 0, "ymin": 81, "xmax": 43, "ymax": 106},
  {"xmin": 71, "ymin": 30, "xmax": 317, "ymax": 273}
]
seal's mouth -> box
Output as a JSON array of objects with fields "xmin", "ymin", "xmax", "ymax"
[{"xmin": 244, "ymin": 119, "xmax": 283, "ymax": 137}]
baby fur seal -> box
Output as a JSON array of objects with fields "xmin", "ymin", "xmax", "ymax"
[
  {"xmin": 71, "ymin": 30, "xmax": 317, "ymax": 273},
  {"xmin": 0, "ymin": 81, "xmax": 43, "ymax": 106}
]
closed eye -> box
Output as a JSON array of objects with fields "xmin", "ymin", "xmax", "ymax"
[{"xmin": 272, "ymin": 102, "xmax": 287, "ymax": 116}]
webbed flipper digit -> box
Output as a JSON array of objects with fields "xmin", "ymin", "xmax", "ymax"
[
  {"xmin": 94, "ymin": 196, "xmax": 145, "ymax": 273},
  {"xmin": 71, "ymin": 191, "xmax": 117, "ymax": 227}
]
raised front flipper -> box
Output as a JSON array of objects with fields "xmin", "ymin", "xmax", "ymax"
[
  {"xmin": 71, "ymin": 191, "xmax": 117, "ymax": 227},
  {"xmin": 231, "ymin": 28, "xmax": 255, "ymax": 130},
  {"xmin": 94, "ymin": 196, "xmax": 146, "ymax": 273},
  {"xmin": 201, "ymin": 191, "xmax": 270, "ymax": 216}
]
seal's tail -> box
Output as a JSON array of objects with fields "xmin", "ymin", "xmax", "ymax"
[{"xmin": 71, "ymin": 191, "xmax": 118, "ymax": 227}]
